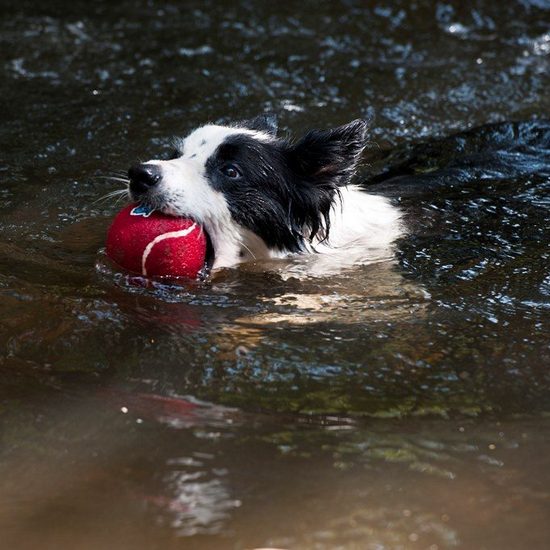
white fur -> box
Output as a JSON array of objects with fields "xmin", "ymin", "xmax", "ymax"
[
  {"xmin": 317, "ymin": 186, "xmax": 403, "ymax": 252},
  {"xmin": 176, "ymin": 124, "xmax": 272, "ymax": 161},
  {"xmin": 234, "ymin": 186, "xmax": 403, "ymax": 275},
  {"xmin": 287, "ymin": 186, "xmax": 404, "ymax": 277}
]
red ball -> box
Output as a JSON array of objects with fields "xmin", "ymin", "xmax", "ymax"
[{"xmin": 106, "ymin": 204, "xmax": 207, "ymax": 279}]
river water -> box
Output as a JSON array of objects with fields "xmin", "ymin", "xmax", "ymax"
[{"xmin": 1, "ymin": 1, "xmax": 549, "ymax": 549}]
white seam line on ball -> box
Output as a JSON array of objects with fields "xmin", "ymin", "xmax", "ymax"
[{"xmin": 141, "ymin": 223, "xmax": 197, "ymax": 276}]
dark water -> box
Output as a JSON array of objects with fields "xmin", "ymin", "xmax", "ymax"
[{"xmin": 1, "ymin": 1, "xmax": 550, "ymax": 549}]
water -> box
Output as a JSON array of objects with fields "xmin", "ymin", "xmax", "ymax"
[{"xmin": 1, "ymin": 1, "xmax": 549, "ymax": 548}]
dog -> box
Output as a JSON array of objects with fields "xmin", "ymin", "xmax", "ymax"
[{"xmin": 127, "ymin": 116, "xmax": 403, "ymax": 275}]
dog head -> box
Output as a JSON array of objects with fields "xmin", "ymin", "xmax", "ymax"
[{"xmin": 128, "ymin": 116, "xmax": 368, "ymax": 269}]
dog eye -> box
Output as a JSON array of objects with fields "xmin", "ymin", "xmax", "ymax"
[{"xmin": 221, "ymin": 164, "xmax": 241, "ymax": 178}]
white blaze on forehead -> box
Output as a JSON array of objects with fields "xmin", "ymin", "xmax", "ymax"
[{"xmin": 180, "ymin": 124, "xmax": 273, "ymax": 164}]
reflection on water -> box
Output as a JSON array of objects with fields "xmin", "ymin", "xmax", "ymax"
[
  {"xmin": 2, "ymin": 387, "xmax": 550, "ymax": 549},
  {"xmin": 1, "ymin": 0, "xmax": 549, "ymax": 548}
]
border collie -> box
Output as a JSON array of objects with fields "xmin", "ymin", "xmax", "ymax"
[{"xmin": 127, "ymin": 116, "xmax": 402, "ymax": 274}]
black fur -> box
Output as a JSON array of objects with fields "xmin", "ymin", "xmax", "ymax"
[{"xmin": 205, "ymin": 119, "xmax": 368, "ymax": 252}]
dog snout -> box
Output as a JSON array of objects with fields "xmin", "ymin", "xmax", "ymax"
[{"xmin": 128, "ymin": 163, "xmax": 161, "ymax": 194}]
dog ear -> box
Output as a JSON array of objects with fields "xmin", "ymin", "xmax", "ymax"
[
  {"xmin": 288, "ymin": 119, "xmax": 368, "ymax": 186},
  {"xmin": 240, "ymin": 114, "xmax": 278, "ymax": 136}
]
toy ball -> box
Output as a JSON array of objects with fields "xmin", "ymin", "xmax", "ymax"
[{"xmin": 106, "ymin": 204, "xmax": 207, "ymax": 279}]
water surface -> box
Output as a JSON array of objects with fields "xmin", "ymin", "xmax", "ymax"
[{"xmin": 1, "ymin": 1, "xmax": 549, "ymax": 548}]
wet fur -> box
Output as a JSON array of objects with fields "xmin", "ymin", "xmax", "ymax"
[{"xmin": 128, "ymin": 116, "xmax": 402, "ymax": 272}]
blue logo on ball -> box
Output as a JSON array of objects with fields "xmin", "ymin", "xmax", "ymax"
[{"xmin": 130, "ymin": 204, "xmax": 155, "ymax": 217}]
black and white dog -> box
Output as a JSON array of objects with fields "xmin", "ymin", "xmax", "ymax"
[{"xmin": 127, "ymin": 116, "xmax": 402, "ymax": 274}]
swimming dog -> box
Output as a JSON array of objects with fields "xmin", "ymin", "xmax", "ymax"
[{"xmin": 127, "ymin": 116, "xmax": 402, "ymax": 275}]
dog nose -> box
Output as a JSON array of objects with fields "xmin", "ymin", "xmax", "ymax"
[{"xmin": 128, "ymin": 163, "xmax": 161, "ymax": 194}]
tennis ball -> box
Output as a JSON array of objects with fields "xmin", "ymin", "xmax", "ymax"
[{"xmin": 106, "ymin": 204, "xmax": 207, "ymax": 279}]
